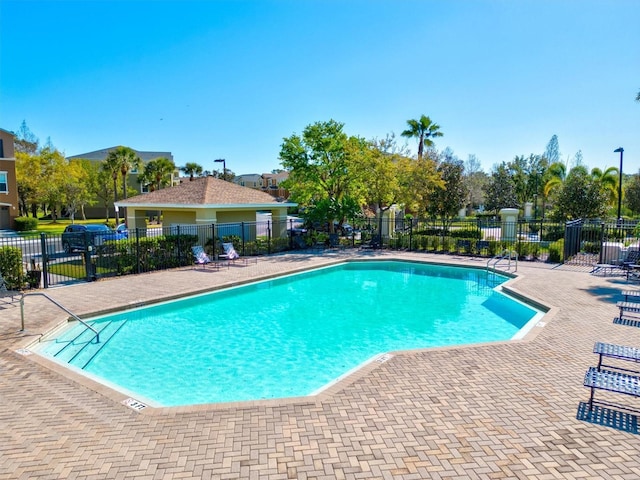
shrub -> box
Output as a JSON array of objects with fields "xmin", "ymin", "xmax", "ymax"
[
  {"xmin": 0, "ymin": 246, "xmax": 25, "ymax": 289},
  {"xmin": 581, "ymin": 241, "xmax": 600, "ymax": 254},
  {"xmin": 515, "ymin": 242, "xmax": 530, "ymax": 258},
  {"xmin": 541, "ymin": 225, "xmax": 565, "ymax": 242},
  {"xmin": 548, "ymin": 239, "xmax": 564, "ymax": 263},
  {"xmin": 449, "ymin": 228, "xmax": 482, "ymax": 239},
  {"xmin": 14, "ymin": 216, "xmax": 38, "ymax": 232}
]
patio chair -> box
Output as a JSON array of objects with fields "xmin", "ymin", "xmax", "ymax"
[
  {"xmin": 621, "ymin": 250, "xmax": 640, "ymax": 280},
  {"xmin": 191, "ymin": 245, "xmax": 220, "ymax": 270},
  {"xmin": 220, "ymin": 242, "xmax": 257, "ymax": 266}
]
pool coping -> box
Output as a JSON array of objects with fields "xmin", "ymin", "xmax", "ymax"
[{"xmin": 18, "ymin": 256, "xmax": 555, "ymax": 415}]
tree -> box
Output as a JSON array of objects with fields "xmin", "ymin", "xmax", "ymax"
[
  {"xmin": 104, "ymin": 146, "xmax": 142, "ymax": 223},
  {"xmin": 102, "ymin": 152, "xmax": 122, "ymax": 223},
  {"xmin": 141, "ymin": 157, "xmax": 176, "ymax": 191},
  {"xmin": 507, "ymin": 155, "xmax": 531, "ymax": 207},
  {"xmin": 544, "ymin": 135, "xmax": 561, "ymax": 165},
  {"xmin": 426, "ymin": 156, "xmax": 468, "ymax": 225},
  {"xmin": 38, "ymin": 146, "xmax": 68, "ymax": 221},
  {"xmin": 86, "ymin": 161, "xmax": 115, "ymax": 219},
  {"xmin": 352, "ymin": 137, "xmax": 412, "ymax": 235},
  {"xmin": 572, "ymin": 150, "xmax": 584, "ymax": 168},
  {"xmin": 15, "ymin": 151, "xmax": 43, "ymax": 216},
  {"xmin": 279, "ymin": 120, "xmax": 367, "ymax": 231},
  {"xmin": 181, "ymin": 162, "xmax": 203, "ymax": 181},
  {"xmin": 552, "ymin": 165, "xmax": 608, "ymax": 220},
  {"xmin": 483, "ymin": 163, "xmax": 518, "ymax": 214},
  {"xmin": 625, "ymin": 171, "xmax": 640, "ymax": 215},
  {"xmin": 61, "ymin": 160, "xmax": 92, "ymax": 222},
  {"xmin": 590, "ymin": 166, "xmax": 619, "ymax": 209},
  {"xmin": 463, "ymin": 154, "xmax": 488, "ymax": 214},
  {"xmin": 401, "ymin": 115, "xmax": 443, "ymax": 160},
  {"xmin": 14, "ymin": 120, "xmax": 39, "ymax": 154}
]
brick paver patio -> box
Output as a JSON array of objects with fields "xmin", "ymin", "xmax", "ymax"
[{"xmin": 2, "ymin": 251, "xmax": 640, "ymax": 479}]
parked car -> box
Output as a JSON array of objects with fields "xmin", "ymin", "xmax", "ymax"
[
  {"xmin": 61, "ymin": 224, "xmax": 127, "ymax": 253},
  {"xmin": 115, "ymin": 223, "xmax": 129, "ymax": 238}
]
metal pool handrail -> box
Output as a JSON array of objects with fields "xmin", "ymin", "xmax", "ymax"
[
  {"xmin": 25, "ymin": 292, "xmax": 100, "ymax": 343},
  {"xmin": 487, "ymin": 249, "xmax": 518, "ymax": 273}
]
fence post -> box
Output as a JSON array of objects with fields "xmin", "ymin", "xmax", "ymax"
[
  {"xmin": 40, "ymin": 233, "xmax": 49, "ymax": 289},
  {"xmin": 241, "ymin": 222, "xmax": 245, "ymax": 255},
  {"xmin": 83, "ymin": 231, "xmax": 95, "ymax": 281},
  {"xmin": 176, "ymin": 225, "xmax": 182, "ymax": 267},
  {"xmin": 268, "ymin": 220, "xmax": 272, "ymax": 254},
  {"xmin": 136, "ymin": 228, "xmax": 141, "ymax": 274},
  {"xmin": 599, "ymin": 222, "xmax": 605, "ymax": 265},
  {"xmin": 409, "ymin": 220, "xmax": 413, "ymax": 251},
  {"xmin": 212, "ymin": 223, "xmax": 218, "ymax": 260}
]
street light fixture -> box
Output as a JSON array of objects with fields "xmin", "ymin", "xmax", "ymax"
[
  {"xmin": 214, "ymin": 158, "xmax": 226, "ymax": 181},
  {"xmin": 614, "ymin": 147, "xmax": 624, "ymax": 224}
]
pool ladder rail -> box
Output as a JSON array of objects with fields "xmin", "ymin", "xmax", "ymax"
[
  {"xmin": 24, "ymin": 292, "xmax": 100, "ymax": 343},
  {"xmin": 487, "ymin": 249, "xmax": 518, "ymax": 274}
]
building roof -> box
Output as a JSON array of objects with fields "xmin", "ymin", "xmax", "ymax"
[
  {"xmin": 67, "ymin": 147, "xmax": 173, "ymax": 162},
  {"xmin": 262, "ymin": 171, "xmax": 289, "ymax": 181},
  {"xmin": 116, "ymin": 176, "xmax": 296, "ymax": 209}
]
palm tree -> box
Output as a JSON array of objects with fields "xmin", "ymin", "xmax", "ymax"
[
  {"xmin": 105, "ymin": 146, "xmax": 142, "ymax": 201},
  {"xmin": 104, "ymin": 146, "xmax": 142, "ymax": 223},
  {"xmin": 542, "ymin": 161, "xmax": 567, "ymax": 219},
  {"xmin": 143, "ymin": 157, "xmax": 176, "ymax": 191},
  {"xmin": 180, "ymin": 162, "xmax": 203, "ymax": 181},
  {"xmin": 401, "ymin": 114, "xmax": 443, "ymax": 160},
  {"xmin": 102, "ymin": 152, "xmax": 122, "ymax": 223},
  {"xmin": 591, "ymin": 166, "xmax": 619, "ymax": 209}
]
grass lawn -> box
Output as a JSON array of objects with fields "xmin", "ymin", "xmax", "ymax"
[{"xmin": 47, "ymin": 259, "xmax": 113, "ymax": 279}]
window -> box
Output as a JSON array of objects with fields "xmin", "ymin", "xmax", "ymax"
[{"xmin": 0, "ymin": 172, "xmax": 7, "ymax": 193}]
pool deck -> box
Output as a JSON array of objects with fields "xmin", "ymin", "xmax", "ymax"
[{"xmin": 2, "ymin": 250, "xmax": 640, "ymax": 479}]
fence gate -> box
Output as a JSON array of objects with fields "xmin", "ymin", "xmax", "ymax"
[{"xmin": 563, "ymin": 219, "xmax": 583, "ymax": 263}]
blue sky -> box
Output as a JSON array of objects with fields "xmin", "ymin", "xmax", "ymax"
[{"xmin": 1, "ymin": 0, "xmax": 638, "ymax": 177}]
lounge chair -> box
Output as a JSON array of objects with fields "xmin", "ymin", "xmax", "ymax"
[
  {"xmin": 623, "ymin": 250, "xmax": 640, "ymax": 280},
  {"xmin": 220, "ymin": 242, "xmax": 256, "ymax": 265},
  {"xmin": 191, "ymin": 245, "xmax": 220, "ymax": 270}
]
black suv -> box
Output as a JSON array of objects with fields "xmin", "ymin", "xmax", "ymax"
[{"xmin": 61, "ymin": 224, "xmax": 125, "ymax": 253}]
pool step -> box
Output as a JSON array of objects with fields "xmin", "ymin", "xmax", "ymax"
[{"xmin": 51, "ymin": 319, "xmax": 128, "ymax": 368}]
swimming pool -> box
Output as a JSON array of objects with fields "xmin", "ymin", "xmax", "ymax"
[{"xmin": 36, "ymin": 261, "xmax": 541, "ymax": 406}]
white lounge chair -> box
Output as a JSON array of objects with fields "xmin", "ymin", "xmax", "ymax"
[
  {"xmin": 191, "ymin": 245, "xmax": 221, "ymax": 270},
  {"xmin": 220, "ymin": 242, "xmax": 256, "ymax": 266}
]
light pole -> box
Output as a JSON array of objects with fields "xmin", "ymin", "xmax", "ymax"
[
  {"xmin": 615, "ymin": 147, "xmax": 624, "ymax": 224},
  {"xmin": 214, "ymin": 158, "xmax": 226, "ymax": 181}
]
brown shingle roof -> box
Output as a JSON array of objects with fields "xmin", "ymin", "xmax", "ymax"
[{"xmin": 117, "ymin": 176, "xmax": 294, "ymax": 207}]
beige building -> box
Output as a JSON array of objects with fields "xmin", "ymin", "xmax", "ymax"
[
  {"xmin": 234, "ymin": 171, "xmax": 290, "ymax": 200},
  {"xmin": 115, "ymin": 176, "xmax": 296, "ymax": 239},
  {"xmin": 0, "ymin": 128, "xmax": 19, "ymax": 229}
]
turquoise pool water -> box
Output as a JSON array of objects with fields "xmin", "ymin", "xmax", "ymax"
[{"xmin": 38, "ymin": 261, "xmax": 540, "ymax": 406}]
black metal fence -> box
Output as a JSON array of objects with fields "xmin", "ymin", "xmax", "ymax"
[{"xmin": 1, "ymin": 217, "xmax": 638, "ymax": 289}]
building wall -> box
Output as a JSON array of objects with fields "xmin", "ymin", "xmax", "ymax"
[{"xmin": 0, "ymin": 129, "xmax": 19, "ymax": 229}]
